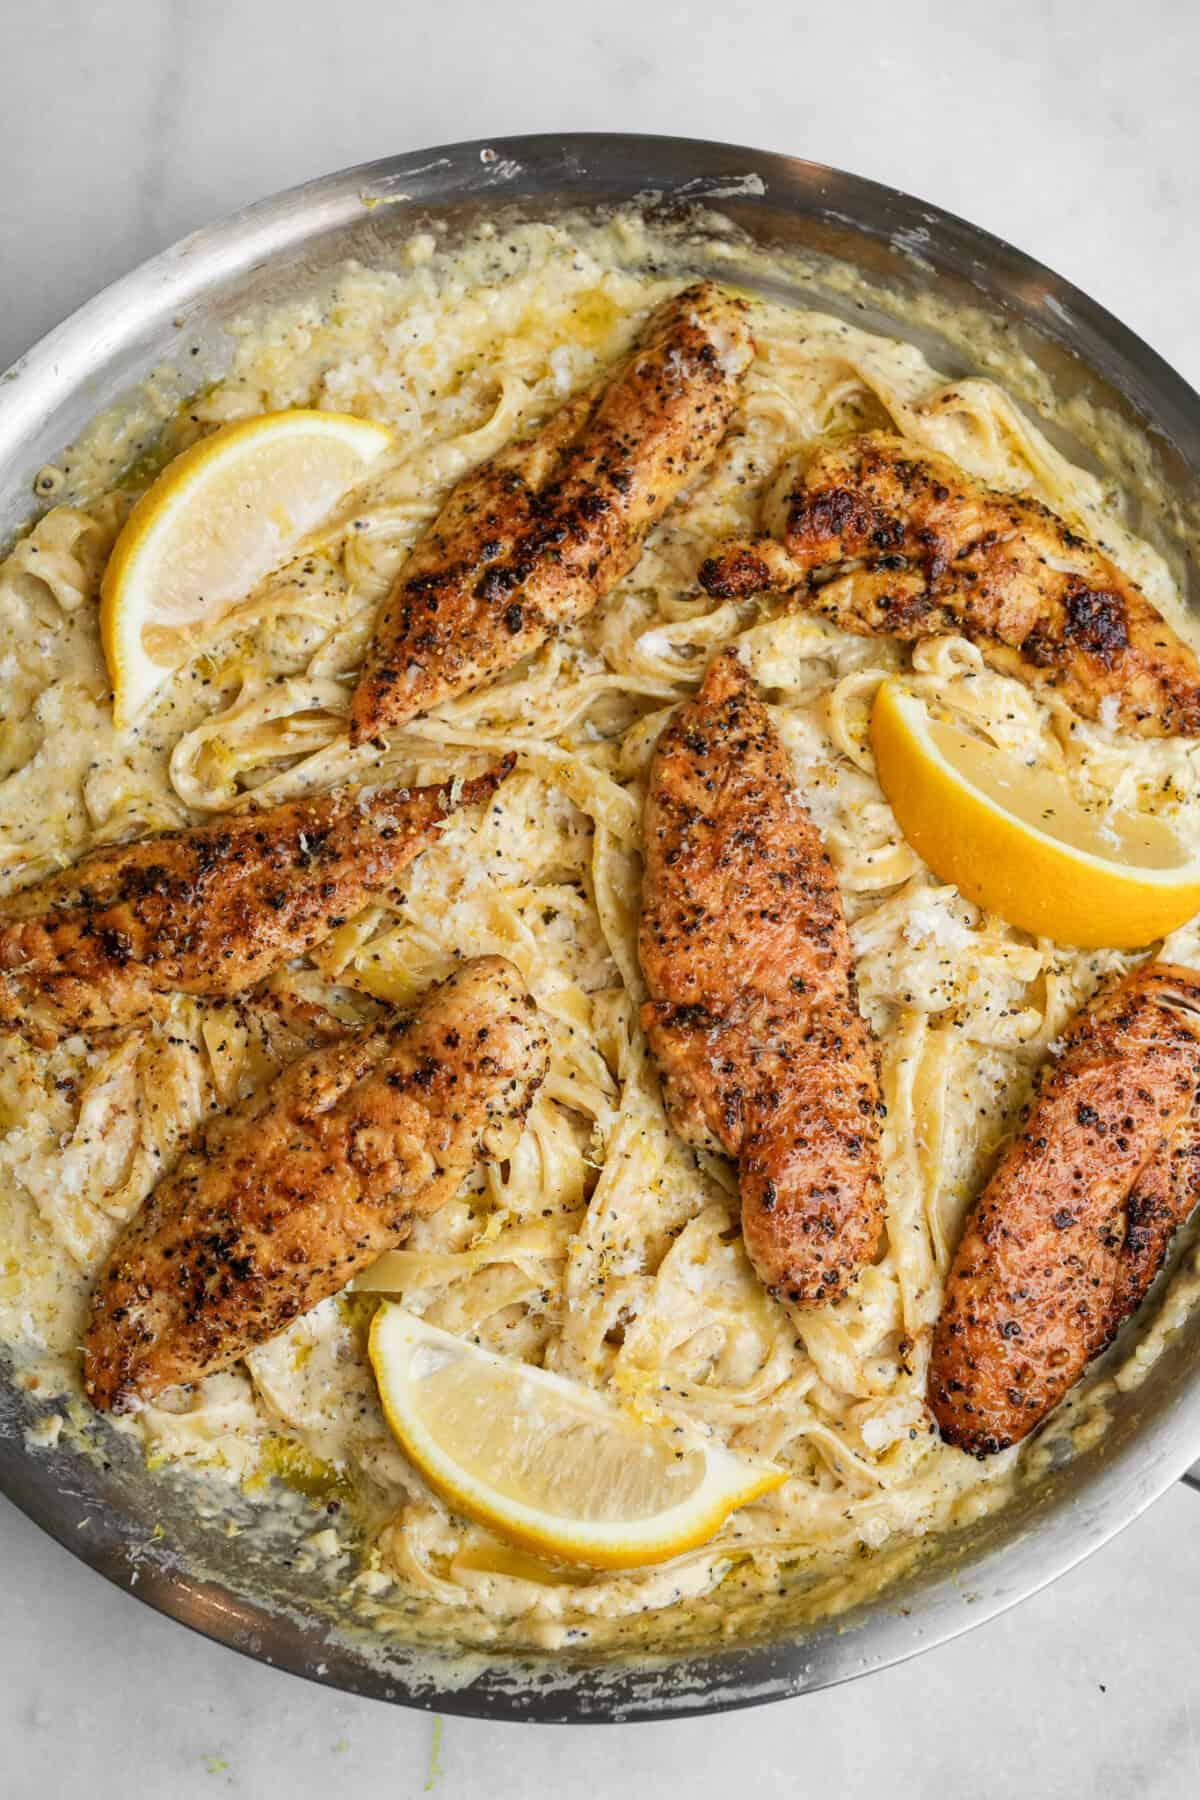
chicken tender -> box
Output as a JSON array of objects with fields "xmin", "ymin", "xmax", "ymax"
[
  {"xmin": 639, "ymin": 648, "xmax": 884, "ymax": 1304},
  {"xmin": 350, "ymin": 281, "xmax": 753, "ymax": 743},
  {"xmin": 83, "ymin": 956, "xmax": 549, "ymax": 1409},
  {"xmin": 699, "ymin": 432, "xmax": 1200, "ymax": 737},
  {"xmin": 0, "ymin": 762, "xmax": 512, "ymax": 1045},
  {"xmin": 929, "ymin": 963, "xmax": 1200, "ymax": 1455}
]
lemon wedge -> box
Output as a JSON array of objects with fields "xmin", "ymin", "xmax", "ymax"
[
  {"xmin": 100, "ymin": 409, "xmax": 392, "ymax": 726},
  {"xmin": 870, "ymin": 679, "xmax": 1200, "ymax": 949},
  {"xmin": 369, "ymin": 1303, "xmax": 784, "ymax": 1569}
]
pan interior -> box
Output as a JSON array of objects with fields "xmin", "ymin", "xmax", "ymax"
[{"xmin": 2, "ymin": 136, "xmax": 1200, "ymax": 1721}]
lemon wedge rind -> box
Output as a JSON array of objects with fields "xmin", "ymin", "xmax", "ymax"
[
  {"xmin": 100, "ymin": 408, "xmax": 392, "ymax": 728},
  {"xmin": 870, "ymin": 679, "xmax": 1200, "ymax": 950},
  {"xmin": 369, "ymin": 1302, "xmax": 784, "ymax": 1570}
]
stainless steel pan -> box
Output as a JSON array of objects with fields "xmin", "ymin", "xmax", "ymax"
[{"xmin": 2, "ymin": 133, "xmax": 1200, "ymax": 1722}]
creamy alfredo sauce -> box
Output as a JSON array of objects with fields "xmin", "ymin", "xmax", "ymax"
[{"xmin": 3, "ymin": 209, "xmax": 1200, "ymax": 1653}]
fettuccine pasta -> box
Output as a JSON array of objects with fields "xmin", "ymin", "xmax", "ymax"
[{"xmin": 3, "ymin": 210, "xmax": 1200, "ymax": 1651}]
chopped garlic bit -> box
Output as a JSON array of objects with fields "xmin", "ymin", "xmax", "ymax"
[{"xmin": 24, "ymin": 1412, "xmax": 64, "ymax": 1450}]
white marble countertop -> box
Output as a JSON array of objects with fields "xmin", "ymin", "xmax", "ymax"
[{"xmin": 2, "ymin": 2, "xmax": 1200, "ymax": 1794}]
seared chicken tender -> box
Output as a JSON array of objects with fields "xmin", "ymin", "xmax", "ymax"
[
  {"xmin": 929, "ymin": 963, "xmax": 1200, "ymax": 1456},
  {"xmin": 84, "ymin": 957, "xmax": 549, "ymax": 1409},
  {"xmin": 639, "ymin": 648, "xmax": 884, "ymax": 1305},
  {"xmin": 350, "ymin": 282, "xmax": 753, "ymax": 743},
  {"xmin": 0, "ymin": 761, "xmax": 512, "ymax": 1046},
  {"xmin": 699, "ymin": 432, "xmax": 1200, "ymax": 737}
]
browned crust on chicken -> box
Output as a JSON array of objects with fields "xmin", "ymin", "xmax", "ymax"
[
  {"xmin": 699, "ymin": 432, "xmax": 1200, "ymax": 738},
  {"xmin": 0, "ymin": 761, "xmax": 512, "ymax": 1046},
  {"xmin": 929, "ymin": 963, "xmax": 1200, "ymax": 1456},
  {"xmin": 638, "ymin": 648, "xmax": 884, "ymax": 1304},
  {"xmin": 83, "ymin": 956, "xmax": 549, "ymax": 1409},
  {"xmin": 349, "ymin": 282, "xmax": 754, "ymax": 743}
]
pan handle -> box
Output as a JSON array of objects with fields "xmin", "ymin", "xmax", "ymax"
[{"xmin": 1183, "ymin": 1464, "xmax": 1200, "ymax": 1493}]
